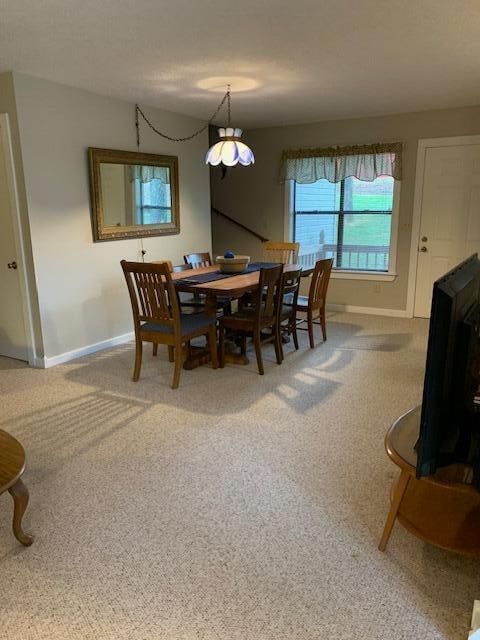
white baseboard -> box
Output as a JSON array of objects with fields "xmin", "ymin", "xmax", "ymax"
[
  {"xmin": 40, "ymin": 331, "xmax": 134, "ymax": 368},
  {"xmin": 34, "ymin": 305, "xmax": 409, "ymax": 369},
  {"xmin": 327, "ymin": 303, "xmax": 410, "ymax": 318}
]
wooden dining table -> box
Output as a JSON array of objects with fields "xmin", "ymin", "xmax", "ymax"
[{"xmin": 167, "ymin": 262, "xmax": 311, "ymax": 369}]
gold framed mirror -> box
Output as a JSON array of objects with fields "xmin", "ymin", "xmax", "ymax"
[{"xmin": 88, "ymin": 148, "xmax": 180, "ymax": 241}]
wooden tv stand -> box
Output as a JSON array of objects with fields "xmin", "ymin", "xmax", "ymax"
[{"xmin": 379, "ymin": 406, "xmax": 480, "ymax": 556}]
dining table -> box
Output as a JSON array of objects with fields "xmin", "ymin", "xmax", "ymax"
[{"xmin": 165, "ymin": 261, "xmax": 312, "ymax": 369}]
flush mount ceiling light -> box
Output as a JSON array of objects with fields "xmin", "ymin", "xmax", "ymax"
[{"xmin": 135, "ymin": 84, "xmax": 254, "ymax": 169}]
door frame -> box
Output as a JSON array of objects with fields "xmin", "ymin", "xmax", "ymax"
[
  {"xmin": 0, "ymin": 113, "xmax": 37, "ymax": 366},
  {"xmin": 406, "ymin": 134, "xmax": 480, "ymax": 318}
]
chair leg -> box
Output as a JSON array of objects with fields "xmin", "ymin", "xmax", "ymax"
[
  {"xmin": 133, "ymin": 337, "xmax": 143, "ymax": 381},
  {"xmin": 171, "ymin": 341, "xmax": 183, "ymax": 389},
  {"xmin": 168, "ymin": 345, "xmax": 174, "ymax": 362},
  {"xmin": 253, "ymin": 331, "xmax": 264, "ymax": 375},
  {"xmin": 240, "ymin": 334, "xmax": 247, "ymax": 357},
  {"xmin": 207, "ymin": 326, "xmax": 218, "ymax": 369},
  {"xmin": 152, "ymin": 343, "xmax": 158, "ymax": 356},
  {"xmin": 219, "ymin": 325, "xmax": 226, "ymax": 368},
  {"xmin": 292, "ymin": 322, "xmax": 299, "ymax": 350},
  {"xmin": 274, "ymin": 325, "xmax": 283, "ymax": 365},
  {"xmin": 320, "ymin": 308, "xmax": 327, "ymax": 342},
  {"xmin": 307, "ymin": 310, "xmax": 315, "ymax": 349}
]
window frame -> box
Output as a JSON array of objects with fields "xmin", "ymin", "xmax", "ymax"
[{"xmin": 284, "ymin": 178, "xmax": 400, "ymax": 281}]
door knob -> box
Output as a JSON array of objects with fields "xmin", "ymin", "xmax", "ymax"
[
  {"xmin": 7, "ymin": 261, "xmax": 17, "ymax": 269},
  {"xmin": 420, "ymin": 246, "xmax": 427, "ymax": 253}
]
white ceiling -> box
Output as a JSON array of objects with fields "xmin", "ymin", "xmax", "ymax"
[{"xmin": 1, "ymin": 0, "xmax": 480, "ymax": 129}]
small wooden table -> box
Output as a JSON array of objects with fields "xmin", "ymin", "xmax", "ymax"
[
  {"xmin": 379, "ymin": 406, "xmax": 480, "ymax": 556},
  {"xmin": 0, "ymin": 430, "xmax": 33, "ymax": 546},
  {"xmin": 171, "ymin": 263, "xmax": 311, "ymax": 369}
]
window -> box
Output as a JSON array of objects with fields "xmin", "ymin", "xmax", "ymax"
[{"xmin": 292, "ymin": 175, "xmax": 398, "ymax": 275}]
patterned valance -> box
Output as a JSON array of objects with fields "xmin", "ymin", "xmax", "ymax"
[{"xmin": 279, "ymin": 142, "xmax": 402, "ymax": 184}]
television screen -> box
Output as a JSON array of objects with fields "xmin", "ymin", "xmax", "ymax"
[{"xmin": 416, "ymin": 254, "xmax": 480, "ymax": 487}]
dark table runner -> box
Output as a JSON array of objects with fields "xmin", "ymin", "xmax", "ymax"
[{"xmin": 174, "ymin": 262, "xmax": 281, "ymax": 285}]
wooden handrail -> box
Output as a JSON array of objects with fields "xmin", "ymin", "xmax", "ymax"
[{"xmin": 211, "ymin": 206, "xmax": 269, "ymax": 243}]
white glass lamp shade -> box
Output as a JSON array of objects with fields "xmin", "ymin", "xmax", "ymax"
[{"xmin": 206, "ymin": 127, "xmax": 255, "ymax": 167}]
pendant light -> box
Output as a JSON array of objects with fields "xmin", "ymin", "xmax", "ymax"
[{"xmin": 205, "ymin": 86, "xmax": 255, "ymax": 167}]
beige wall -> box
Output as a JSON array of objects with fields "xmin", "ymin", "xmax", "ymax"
[
  {"xmin": 11, "ymin": 72, "xmax": 212, "ymax": 360},
  {"xmin": 211, "ymin": 105, "xmax": 480, "ymax": 311}
]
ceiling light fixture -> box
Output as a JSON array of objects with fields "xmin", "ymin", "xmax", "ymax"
[
  {"xmin": 135, "ymin": 84, "xmax": 254, "ymax": 169},
  {"xmin": 205, "ymin": 87, "xmax": 254, "ymax": 167}
]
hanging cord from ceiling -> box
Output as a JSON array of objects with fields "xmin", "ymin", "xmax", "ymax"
[{"xmin": 135, "ymin": 85, "xmax": 231, "ymax": 149}]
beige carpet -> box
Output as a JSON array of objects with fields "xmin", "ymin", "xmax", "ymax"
[{"xmin": 0, "ymin": 313, "xmax": 478, "ymax": 640}]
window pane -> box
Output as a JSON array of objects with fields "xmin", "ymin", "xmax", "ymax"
[
  {"xmin": 342, "ymin": 213, "xmax": 391, "ymax": 271},
  {"xmin": 295, "ymin": 180, "xmax": 340, "ymax": 212},
  {"xmin": 344, "ymin": 176, "xmax": 393, "ymax": 211},
  {"xmin": 293, "ymin": 176, "xmax": 394, "ymax": 272}
]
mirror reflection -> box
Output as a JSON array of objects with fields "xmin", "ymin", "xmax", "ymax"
[
  {"xmin": 88, "ymin": 148, "xmax": 179, "ymax": 241},
  {"xmin": 99, "ymin": 164, "xmax": 172, "ymax": 228}
]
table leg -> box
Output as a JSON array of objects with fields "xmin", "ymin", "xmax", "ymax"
[
  {"xmin": 8, "ymin": 478, "xmax": 33, "ymax": 546},
  {"xmin": 182, "ymin": 294, "xmax": 249, "ymax": 369},
  {"xmin": 378, "ymin": 469, "xmax": 410, "ymax": 551}
]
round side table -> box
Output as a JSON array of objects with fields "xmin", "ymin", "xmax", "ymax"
[
  {"xmin": 0, "ymin": 429, "xmax": 33, "ymax": 546},
  {"xmin": 378, "ymin": 406, "xmax": 480, "ymax": 556}
]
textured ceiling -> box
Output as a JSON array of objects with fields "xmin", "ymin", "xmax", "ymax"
[{"xmin": 1, "ymin": 0, "xmax": 480, "ymax": 129}]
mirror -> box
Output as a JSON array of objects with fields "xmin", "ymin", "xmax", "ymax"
[{"xmin": 88, "ymin": 148, "xmax": 180, "ymax": 241}]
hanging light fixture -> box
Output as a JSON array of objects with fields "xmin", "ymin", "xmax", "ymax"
[
  {"xmin": 205, "ymin": 86, "xmax": 254, "ymax": 167},
  {"xmin": 135, "ymin": 84, "xmax": 254, "ymax": 169}
]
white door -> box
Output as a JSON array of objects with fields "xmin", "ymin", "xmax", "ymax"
[
  {"xmin": 0, "ymin": 116, "xmax": 28, "ymax": 361},
  {"xmin": 414, "ymin": 144, "xmax": 480, "ymax": 318}
]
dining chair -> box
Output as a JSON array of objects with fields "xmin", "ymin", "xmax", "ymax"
[
  {"xmin": 121, "ymin": 260, "xmax": 218, "ymax": 389},
  {"xmin": 218, "ymin": 264, "xmax": 284, "ymax": 375},
  {"xmin": 278, "ymin": 267, "xmax": 303, "ymax": 359},
  {"xmin": 262, "ymin": 241, "xmax": 299, "ymax": 264},
  {"xmin": 295, "ymin": 258, "xmax": 333, "ymax": 347},
  {"xmin": 184, "ymin": 252, "xmax": 212, "ymax": 268},
  {"xmin": 172, "ymin": 263, "xmax": 193, "ymax": 273},
  {"xmin": 184, "ymin": 251, "xmax": 233, "ymax": 315}
]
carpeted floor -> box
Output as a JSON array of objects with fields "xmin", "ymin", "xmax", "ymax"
[{"xmin": 0, "ymin": 312, "xmax": 478, "ymax": 639}]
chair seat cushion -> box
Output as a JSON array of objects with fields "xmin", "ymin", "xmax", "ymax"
[{"xmin": 141, "ymin": 313, "xmax": 215, "ymax": 336}]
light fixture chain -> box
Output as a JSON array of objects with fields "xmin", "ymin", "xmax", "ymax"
[
  {"xmin": 135, "ymin": 88, "xmax": 230, "ymax": 145},
  {"xmin": 227, "ymin": 84, "xmax": 231, "ymax": 128}
]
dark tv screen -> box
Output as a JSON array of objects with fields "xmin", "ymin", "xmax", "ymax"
[{"xmin": 416, "ymin": 254, "xmax": 480, "ymax": 486}]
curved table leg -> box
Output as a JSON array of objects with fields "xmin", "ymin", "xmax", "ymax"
[
  {"xmin": 8, "ymin": 478, "xmax": 33, "ymax": 546},
  {"xmin": 378, "ymin": 469, "xmax": 410, "ymax": 552}
]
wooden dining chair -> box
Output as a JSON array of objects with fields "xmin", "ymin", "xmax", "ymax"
[
  {"xmin": 121, "ymin": 260, "xmax": 218, "ymax": 389},
  {"xmin": 172, "ymin": 263, "xmax": 192, "ymax": 273},
  {"xmin": 184, "ymin": 251, "xmax": 233, "ymax": 315},
  {"xmin": 278, "ymin": 267, "xmax": 303, "ymax": 359},
  {"xmin": 262, "ymin": 241, "xmax": 299, "ymax": 264},
  {"xmin": 218, "ymin": 264, "xmax": 284, "ymax": 375},
  {"xmin": 296, "ymin": 258, "xmax": 333, "ymax": 347},
  {"xmin": 184, "ymin": 252, "xmax": 212, "ymax": 268}
]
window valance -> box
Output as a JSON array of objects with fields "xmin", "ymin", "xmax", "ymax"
[{"xmin": 279, "ymin": 142, "xmax": 402, "ymax": 184}]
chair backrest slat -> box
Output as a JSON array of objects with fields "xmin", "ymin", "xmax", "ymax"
[
  {"xmin": 309, "ymin": 259, "xmax": 333, "ymax": 310},
  {"xmin": 184, "ymin": 252, "xmax": 212, "ymax": 269},
  {"xmin": 253, "ymin": 264, "xmax": 284, "ymax": 325},
  {"xmin": 281, "ymin": 267, "xmax": 302, "ymax": 307},
  {"xmin": 121, "ymin": 260, "xmax": 180, "ymax": 330},
  {"xmin": 262, "ymin": 241, "xmax": 299, "ymax": 265}
]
